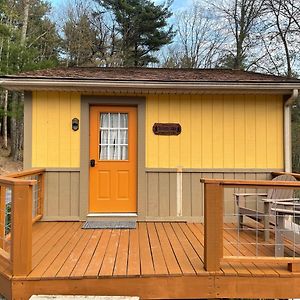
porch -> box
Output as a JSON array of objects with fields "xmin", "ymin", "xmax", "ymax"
[
  {"xmin": 3, "ymin": 220, "xmax": 300, "ymax": 299},
  {"xmin": 2, "ymin": 169, "xmax": 300, "ymax": 299}
]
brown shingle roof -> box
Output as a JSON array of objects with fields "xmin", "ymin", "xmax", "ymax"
[{"xmin": 3, "ymin": 67, "xmax": 299, "ymax": 83}]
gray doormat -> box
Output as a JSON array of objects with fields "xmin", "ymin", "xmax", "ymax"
[{"xmin": 82, "ymin": 221, "xmax": 136, "ymax": 229}]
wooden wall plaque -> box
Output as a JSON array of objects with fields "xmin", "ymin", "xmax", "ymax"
[{"xmin": 152, "ymin": 123, "xmax": 182, "ymax": 136}]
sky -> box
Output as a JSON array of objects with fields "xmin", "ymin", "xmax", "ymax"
[{"xmin": 49, "ymin": 0, "xmax": 190, "ymax": 12}]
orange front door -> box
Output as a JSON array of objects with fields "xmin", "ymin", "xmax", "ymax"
[{"xmin": 89, "ymin": 106, "xmax": 137, "ymax": 213}]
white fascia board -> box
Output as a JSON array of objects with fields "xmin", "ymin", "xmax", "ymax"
[{"xmin": 1, "ymin": 78, "xmax": 300, "ymax": 91}]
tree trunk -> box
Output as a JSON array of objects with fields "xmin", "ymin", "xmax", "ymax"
[
  {"xmin": 3, "ymin": 90, "xmax": 8, "ymax": 149},
  {"xmin": 18, "ymin": 92, "xmax": 24, "ymax": 159},
  {"xmin": 10, "ymin": 92, "xmax": 20, "ymax": 161},
  {"xmin": 21, "ymin": 0, "xmax": 30, "ymax": 47}
]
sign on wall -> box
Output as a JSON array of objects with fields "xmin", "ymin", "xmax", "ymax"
[{"xmin": 152, "ymin": 123, "xmax": 182, "ymax": 136}]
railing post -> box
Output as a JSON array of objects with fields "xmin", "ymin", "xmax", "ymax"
[
  {"xmin": 0, "ymin": 186, "xmax": 5, "ymax": 249},
  {"xmin": 204, "ymin": 181, "xmax": 223, "ymax": 272},
  {"xmin": 11, "ymin": 183, "xmax": 32, "ymax": 276}
]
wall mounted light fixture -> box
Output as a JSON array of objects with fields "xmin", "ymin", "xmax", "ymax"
[{"xmin": 72, "ymin": 118, "xmax": 79, "ymax": 131}]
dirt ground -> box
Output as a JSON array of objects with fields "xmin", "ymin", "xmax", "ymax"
[{"xmin": 0, "ymin": 146, "xmax": 22, "ymax": 175}]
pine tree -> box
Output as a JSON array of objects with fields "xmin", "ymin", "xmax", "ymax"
[{"xmin": 98, "ymin": 0, "xmax": 174, "ymax": 66}]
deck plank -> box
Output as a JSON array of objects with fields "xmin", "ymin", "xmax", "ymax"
[
  {"xmin": 71, "ymin": 230, "xmax": 103, "ymax": 278},
  {"xmin": 28, "ymin": 222, "xmax": 81, "ymax": 279},
  {"xmin": 225, "ymin": 224, "xmax": 279, "ymax": 276},
  {"xmin": 32, "ymin": 222, "xmax": 64, "ymax": 256},
  {"xmin": 56, "ymin": 229, "xmax": 94, "ymax": 278},
  {"xmin": 190, "ymin": 223, "xmax": 237, "ymax": 275},
  {"xmin": 155, "ymin": 223, "xmax": 181, "ymax": 275},
  {"xmin": 179, "ymin": 223, "xmax": 204, "ymax": 258},
  {"xmin": 32, "ymin": 222, "xmax": 54, "ymax": 245},
  {"xmin": 222, "ymin": 228, "xmax": 252, "ymax": 276},
  {"xmin": 163, "ymin": 223, "xmax": 195, "ymax": 275},
  {"xmin": 127, "ymin": 227, "xmax": 140, "ymax": 276},
  {"xmin": 147, "ymin": 223, "xmax": 168, "ymax": 275},
  {"xmin": 113, "ymin": 229, "xmax": 129, "ymax": 277},
  {"xmin": 42, "ymin": 223, "xmax": 85, "ymax": 278},
  {"xmin": 180, "ymin": 223, "xmax": 228, "ymax": 274},
  {"xmin": 32, "ymin": 222, "xmax": 75, "ymax": 269},
  {"xmin": 138, "ymin": 223, "xmax": 155, "ymax": 276},
  {"xmin": 171, "ymin": 223, "xmax": 206, "ymax": 274},
  {"xmin": 99, "ymin": 229, "xmax": 121, "ymax": 277},
  {"xmin": 84, "ymin": 229, "xmax": 112, "ymax": 277},
  {"xmin": 224, "ymin": 225, "xmax": 268, "ymax": 276}
]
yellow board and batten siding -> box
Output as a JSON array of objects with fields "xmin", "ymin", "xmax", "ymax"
[
  {"xmin": 31, "ymin": 91, "xmax": 283, "ymax": 169},
  {"xmin": 146, "ymin": 94, "xmax": 284, "ymax": 169},
  {"xmin": 32, "ymin": 91, "xmax": 81, "ymax": 168}
]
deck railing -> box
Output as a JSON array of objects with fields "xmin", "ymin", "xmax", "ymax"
[
  {"xmin": 201, "ymin": 176, "xmax": 300, "ymax": 273},
  {"xmin": 6, "ymin": 168, "xmax": 45, "ymax": 223},
  {"xmin": 0, "ymin": 168, "xmax": 45, "ymax": 276}
]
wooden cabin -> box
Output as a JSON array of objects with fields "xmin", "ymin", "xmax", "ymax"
[{"xmin": 1, "ymin": 67, "xmax": 300, "ymax": 299}]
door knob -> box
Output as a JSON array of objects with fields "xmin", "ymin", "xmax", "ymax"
[{"xmin": 90, "ymin": 159, "xmax": 95, "ymax": 167}]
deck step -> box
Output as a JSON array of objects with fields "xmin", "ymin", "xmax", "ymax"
[{"xmin": 86, "ymin": 213, "xmax": 137, "ymax": 222}]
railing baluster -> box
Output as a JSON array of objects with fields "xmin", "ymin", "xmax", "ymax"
[
  {"xmin": 11, "ymin": 183, "xmax": 33, "ymax": 276},
  {"xmin": 38, "ymin": 172, "xmax": 45, "ymax": 217}
]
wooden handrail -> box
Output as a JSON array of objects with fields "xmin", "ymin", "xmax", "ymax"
[
  {"xmin": 6, "ymin": 168, "xmax": 45, "ymax": 179},
  {"xmin": 0, "ymin": 176, "xmax": 36, "ymax": 186},
  {"xmin": 201, "ymin": 178, "xmax": 300, "ymax": 188},
  {"xmin": 5, "ymin": 168, "xmax": 46, "ymax": 223}
]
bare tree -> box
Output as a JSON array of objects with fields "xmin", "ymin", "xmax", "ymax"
[
  {"xmin": 277, "ymin": 0, "xmax": 300, "ymax": 31},
  {"xmin": 261, "ymin": 0, "xmax": 300, "ymax": 77},
  {"xmin": 61, "ymin": 0, "xmax": 97, "ymax": 66},
  {"xmin": 264, "ymin": 0, "xmax": 294, "ymax": 77},
  {"xmin": 161, "ymin": 1, "xmax": 225, "ymax": 68},
  {"xmin": 60, "ymin": 0, "xmax": 121, "ymax": 67},
  {"xmin": 214, "ymin": 0, "xmax": 265, "ymax": 69},
  {"xmin": 176, "ymin": 2, "xmax": 224, "ymax": 68}
]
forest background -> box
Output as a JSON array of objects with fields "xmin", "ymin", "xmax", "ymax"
[{"xmin": 1, "ymin": 0, "xmax": 300, "ymax": 172}]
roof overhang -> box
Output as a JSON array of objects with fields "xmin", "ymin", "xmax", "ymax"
[{"xmin": 1, "ymin": 78, "xmax": 300, "ymax": 95}]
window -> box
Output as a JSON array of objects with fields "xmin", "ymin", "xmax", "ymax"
[{"xmin": 99, "ymin": 112, "xmax": 128, "ymax": 160}]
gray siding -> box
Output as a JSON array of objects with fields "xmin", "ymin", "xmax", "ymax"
[
  {"xmin": 138, "ymin": 171, "xmax": 272, "ymax": 222},
  {"xmin": 43, "ymin": 171, "xmax": 80, "ymax": 221},
  {"xmin": 42, "ymin": 169, "xmax": 272, "ymax": 222}
]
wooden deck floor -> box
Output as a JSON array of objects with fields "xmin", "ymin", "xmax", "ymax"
[
  {"xmin": 3, "ymin": 221, "xmax": 300, "ymax": 299},
  {"xmin": 29, "ymin": 222, "xmax": 206, "ymax": 279},
  {"xmin": 24, "ymin": 221, "xmax": 297, "ymax": 279}
]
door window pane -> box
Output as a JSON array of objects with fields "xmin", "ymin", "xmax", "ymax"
[
  {"xmin": 99, "ymin": 112, "xmax": 128, "ymax": 160},
  {"xmin": 120, "ymin": 113, "xmax": 128, "ymax": 128}
]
